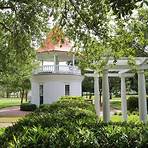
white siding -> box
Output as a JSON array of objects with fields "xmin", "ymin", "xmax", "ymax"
[
  {"xmin": 31, "ymin": 80, "xmax": 40, "ymax": 106},
  {"xmin": 31, "ymin": 74, "xmax": 83, "ymax": 105},
  {"xmin": 44, "ymin": 81, "xmax": 64, "ymax": 104},
  {"xmin": 70, "ymin": 81, "xmax": 82, "ymax": 96}
]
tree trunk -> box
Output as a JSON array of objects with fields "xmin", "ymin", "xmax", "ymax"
[
  {"xmin": 99, "ymin": 90, "xmax": 102, "ymax": 107},
  {"xmin": 110, "ymin": 91, "xmax": 112, "ymax": 100},
  {"xmin": 20, "ymin": 90, "xmax": 25, "ymax": 104},
  {"xmin": 25, "ymin": 90, "xmax": 28, "ymax": 102},
  {"xmin": 6, "ymin": 91, "xmax": 9, "ymax": 98},
  {"xmin": 89, "ymin": 92, "xmax": 92, "ymax": 99}
]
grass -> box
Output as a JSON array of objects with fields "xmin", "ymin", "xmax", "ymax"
[
  {"xmin": 0, "ymin": 98, "xmax": 21, "ymax": 109},
  {"xmin": 110, "ymin": 99, "xmax": 121, "ymax": 110},
  {"xmin": 111, "ymin": 114, "xmax": 141, "ymax": 123}
]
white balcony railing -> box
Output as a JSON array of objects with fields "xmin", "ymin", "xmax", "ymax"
[{"xmin": 33, "ymin": 65, "xmax": 81, "ymax": 75}]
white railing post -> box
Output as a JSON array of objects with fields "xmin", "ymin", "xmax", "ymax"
[{"xmin": 33, "ymin": 65, "xmax": 81, "ymax": 75}]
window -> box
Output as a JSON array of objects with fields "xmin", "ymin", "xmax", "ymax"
[
  {"xmin": 39, "ymin": 84, "xmax": 43, "ymax": 105},
  {"xmin": 65, "ymin": 84, "xmax": 70, "ymax": 96}
]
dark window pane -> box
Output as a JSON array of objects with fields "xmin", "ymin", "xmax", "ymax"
[
  {"xmin": 39, "ymin": 84, "xmax": 43, "ymax": 104},
  {"xmin": 65, "ymin": 85, "xmax": 70, "ymax": 96}
]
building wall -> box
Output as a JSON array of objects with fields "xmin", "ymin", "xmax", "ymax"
[{"xmin": 31, "ymin": 74, "xmax": 84, "ymax": 106}]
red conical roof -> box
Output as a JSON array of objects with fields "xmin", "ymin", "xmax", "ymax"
[{"xmin": 37, "ymin": 27, "xmax": 72, "ymax": 53}]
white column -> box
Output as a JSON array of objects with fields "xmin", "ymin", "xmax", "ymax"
[
  {"xmin": 121, "ymin": 75, "xmax": 127, "ymax": 121},
  {"xmin": 41, "ymin": 60, "xmax": 44, "ymax": 66},
  {"xmin": 41, "ymin": 60, "xmax": 44, "ymax": 72},
  {"xmin": 54, "ymin": 53, "xmax": 56, "ymax": 72},
  {"xmin": 94, "ymin": 74, "xmax": 100, "ymax": 118},
  {"xmin": 72, "ymin": 54, "xmax": 75, "ymax": 66},
  {"xmin": 102, "ymin": 69, "xmax": 110, "ymax": 123},
  {"xmin": 138, "ymin": 70, "xmax": 147, "ymax": 123},
  {"xmin": 54, "ymin": 54, "xmax": 59, "ymax": 72}
]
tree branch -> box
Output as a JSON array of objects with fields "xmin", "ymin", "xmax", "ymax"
[
  {"xmin": 0, "ymin": 6, "xmax": 12, "ymax": 10},
  {"xmin": 69, "ymin": 0, "xmax": 103, "ymax": 38},
  {"xmin": 0, "ymin": 22, "xmax": 12, "ymax": 33},
  {"xmin": 68, "ymin": 0, "xmax": 94, "ymax": 34}
]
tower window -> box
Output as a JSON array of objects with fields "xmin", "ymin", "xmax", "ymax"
[
  {"xmin": 65, "ymin": 84, "xmax": 70, "ymax": 96},
  {"xmin": 39, "ymin": 84, "xmax": 43, "ymax": 105}
]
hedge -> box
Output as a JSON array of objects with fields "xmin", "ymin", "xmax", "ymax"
[
  {"xmin": 127, "ymin": 96, "xmax": 148, "ymax": 112},
  {"xmin": 0, "ymin": 97, "xmax": 148, "ymax": 147},
  {"xmin": 0, "ymin": 128, "xmax": 5, "ymax": 136},
  {"xmin": 20, "ymin": 103, "xmax": 37, "ymax": 111},
  {"xmin": 59, "ymin": 96, "xmax": 84, "ymax": 101}
]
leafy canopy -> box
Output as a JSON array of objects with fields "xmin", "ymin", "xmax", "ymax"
[
  {"xmin": 48, "ymin": 0, "xmax": 148, "ymax": 71},
  {"xmin": 0, "ymin": 0, "xmax": 51, "ymax": 90}
]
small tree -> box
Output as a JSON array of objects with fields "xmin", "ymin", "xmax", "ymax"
[{"xmin": 82, "ymin": 77, "xmax": 94, "ymax": 99}]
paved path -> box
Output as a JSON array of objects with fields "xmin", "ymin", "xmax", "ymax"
[
  {"xmin": 0, "ymin": 106, "xmax": 31, "ymax": 117},
  {"xmin": 0, "ymin": 106, "xmax": 31, "ymax": 128}
]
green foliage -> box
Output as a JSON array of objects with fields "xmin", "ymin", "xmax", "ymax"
[
  {"xmin": 127, "ymin": 96, "xmax": 139, "ymax": 112},
  {"xmin": 0, "ymin": 0, "xmax": 51, "ymax": 94},
  {"xmin": 59, "ymin": 96, "xmax": 84, "ymax": 101},
  {"xmin": 132, "ymin": 111, "xmax": 139, "ymax": 115},
  {"xmin": 127, "ymin": 96, "xmax": 148, "ymax": 112},
  {"xmin": 109, "ymin": 0, "xmax": 142, "ymax": 18},
  {"xmin": 82, "ymin": 77, "xmax": 94, "ymax": 93},
  {"xmin": 37, "ymin": 98, "xmax": 94, "ymax": 114},
  {"xmin": 0, "ymin": 128, "xmax": 5, "ymax": 136},
  {"xmin": 0, "ymin": 97, "xmax": 148, "ymax": 147},
  {"xmin": 48, "ymin": 1, "xmax": 148, "ymax": 73},
  {"xmin": 0, "ymin": 98, "xmax": 20, "ymax": 109},
  {"xmin": 20, "ymin": 103, "xmax": 37, "ymax": 111}
]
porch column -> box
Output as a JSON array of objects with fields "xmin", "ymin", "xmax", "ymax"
[
  {"xmin": 94, "ymin": 73, "xmax": 100, "ymax": 118},
  {"xmin": 41, "ymin": 60, "xmax": 44, "ymax": 66},
  {"xmin": 72, "ymin": 54, "xmax": 75, "ymax": 66},
  {"xmin": 41, "ymin": 60, "xmax": 44, "ymax": 72},
  {"xmin": 54, "ymin": 54, "xmax": 59, "ymax": 72},
  {"xmin": 121, "ymin": 75, "xmax": 127, "ymax": 121},
  {"xmin": 102, "ymin": 69, "xmax": 110, "ymax": 123},
  {"xmin": 138, "ymin": 70, "xmax": 147, "ymax": 123}
]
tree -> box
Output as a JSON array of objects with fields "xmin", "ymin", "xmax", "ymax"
[
  {"xmin": 0, "ymin": 1, "xmax": 147, "ymax": 102},
  {"xmin": 0, "ymin": 0, "xmax": 51, "ymax": 76},
  {"xmin": 0, "ymin": 0, "xmax": 52, "ymax": 100},
  {"xmin": 47, "ymin": 0, "xmax": 148, "ymax": 73},
  {"xmin": 19, "ymin": 79, "xmax": 31, "ymax": 103},
  {"xmin": 0, "ymin": 54, "xmax": 35, "ymax": 103},
  {"xmin": 82, "ymin": 77, "xmax": 94, "ymax": 99}
]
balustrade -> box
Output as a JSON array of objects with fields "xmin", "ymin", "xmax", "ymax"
[{"xmin": 33, "ymin": 65, "xmax": 81, "ymax": 75}]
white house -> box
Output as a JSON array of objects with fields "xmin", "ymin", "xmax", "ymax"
[{"xmin": 31, "ymin": 31, "xmax": 84, "ymax": 106}]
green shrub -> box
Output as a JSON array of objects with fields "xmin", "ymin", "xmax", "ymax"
[
  {"xmin": 114, "ymin": 112, "xmax": 118, "ymax": 115},
  {"xmin": 118, "ymin": 112, "xmax": 122, "ymax": 116},
  {"xmin": 59, "ymin": 96, "xmax": 84, "ymax": 101},
  {"xmin": 20, "ymin": 103, "xmax": 37, "ymax": 111},
  {"xmin": 1, "ymin": 98, "xmax": 148, "ymax": 147},
  {"xmin": 127, "ymin": 96, "xmax": 139, "ymax": 112},
  {"xmin": 37, "ymin": 99, "xmax": 94, "ymax": 114},
  {"xmin": 0, "ymin": 128, "xmax": 5, "ymax": 136},
  {"xmin": 127, "ymin": 96, "xmax": 148, "ymax": 112},
  {"xmin": 132, "ymin": 111, "xmax": 139, "ymax": 115}
]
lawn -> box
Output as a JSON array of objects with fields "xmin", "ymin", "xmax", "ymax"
[
  {"xmin": 110, "ymin": 99, "xmax": 121, "ymax": 110},
  {"xmin": 111, "ymin": 114, "xmax": 140, "ymax": 123},
  {"xmin": 0, "ymin": 98, "xmax": 21, "ymax": 109}
]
